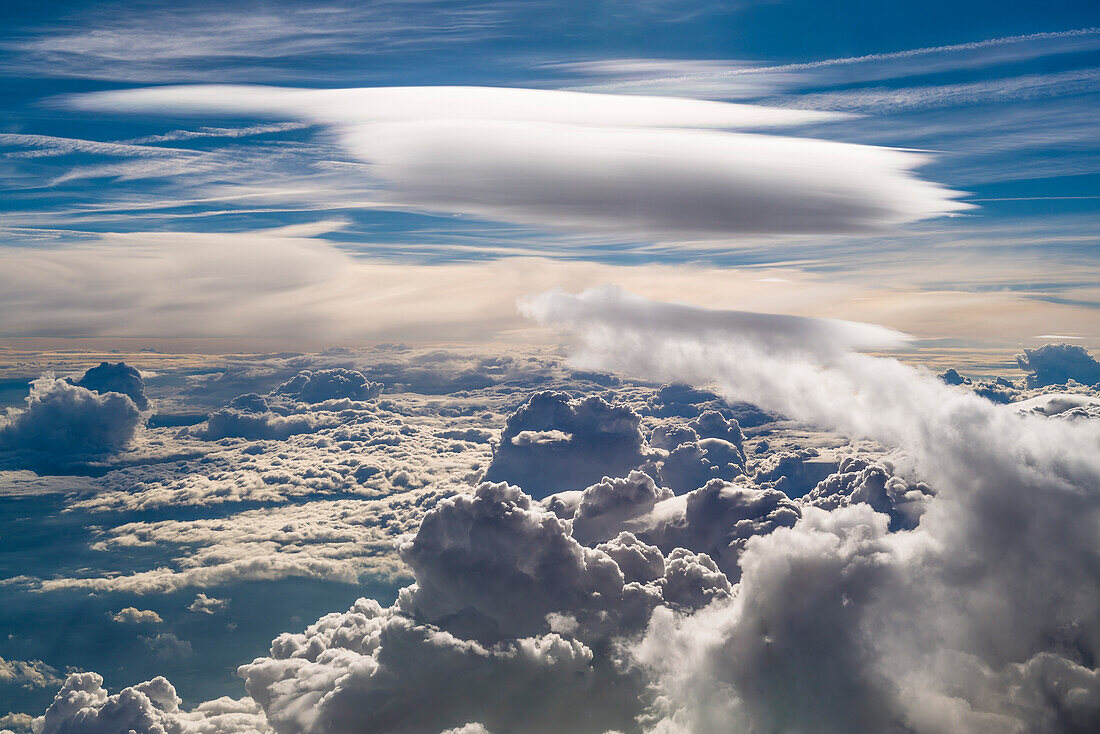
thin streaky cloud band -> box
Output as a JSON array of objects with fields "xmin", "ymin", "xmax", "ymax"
[
  {"xmin": 574, "ymin": 27, "xmax": 1100, "ymax": 92},
  {"xmin": 0, "ymin": 133, "xmax": 198, "ymax": 159}
]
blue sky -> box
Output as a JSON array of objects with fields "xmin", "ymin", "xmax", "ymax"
[{"xmin": 0, "ymin": 0, "xmax": 1098, "ymax": 349}]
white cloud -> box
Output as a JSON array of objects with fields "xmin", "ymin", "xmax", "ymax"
[
  {"xmin": 0, "ymin": 133, "xmax": 195, "ymax": 159},
  {"xmin": 22, "ymin": 318, "xmax": 1100, "ymax": 732},
  {"xmin": 5, "ymin": 2, "xmax": 510, "ymax": 83},
  {"xmin": 763, "ymin": 68, "xmax": 1100, "ymax": 114},
  {"xmin": 1016, "ymin": 343, "xmax": 1100, "ymax": 388},
  {"xmin": 68, "ymin": 84, "xmax": 969, "ymax": 236},
  {"xmin": 188, "ymin": 593, "xmax": 229, "ymax": 615},
  {"xmin": 523, "ymin": 285, "xmax": 910, "ymax": 356},
  {"xmin": 111, "ymin": 607, "xmax": 163, "ymax": 625},
  {"xmin": 569, "ymin": 28, "xmax": 1100, "ymax": 96},
  {"xmin": 34, "ymin": 673, "xmax": 269, "ymax": 734},
  {"xmin": 484, "ymin": 391, "xmax": 647, "ymax": 497},
  {"xmin": 0, "ymin": 374, "xmax": 143, "ymax": 464},
  {"xmin": 0, "ymin": 656, "xmax": 61, "ymax": 690},
  {"xmin": 69, "ymin": 84, "xmax": 841, "ymax": 129},
  {"xmin": 123, "ymin": 122, "xmax": 311, "ymax": 144}
]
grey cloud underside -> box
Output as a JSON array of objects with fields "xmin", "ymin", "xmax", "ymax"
[
  {"xmin": 0, "ymin": 373, "xmax": 143, "ymax": 470},
  {"xmin": 1016, "ymin": 343, "xmax": 1100, "ymax": 388},
  {"xmin": 14, "ymin": 336, "xmax": 1100, "ymax": 734},
  {"xmin": 68, "ymin": 84, "xmax": 971, "ymax": 236},
  {"xmin": 68, "ymin": 361, "xmax": 151, "ymax": 410},
  {"xmin": 483, "ymin": 391, "xmax": 648, "ymax": 497}
]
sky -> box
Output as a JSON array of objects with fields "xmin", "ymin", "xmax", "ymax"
[
  {"xmin": 0, "ymin": 0, "xmax": 1098, "ymax": 353},
  {"xmin": 2, "ymin": 3, "xmax": 1100, "ymax": 734}
]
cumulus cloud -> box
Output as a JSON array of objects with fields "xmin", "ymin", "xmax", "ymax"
[
  {"xmin": 273, "ymin": 369, "xmax": 383, "ymax": 403},
  {"xmin": 230, "ymin": 478, "xmax": 739, "ymax": 734},
  {"xmin": 111, "ymin": 607, "xmax": 163, "ymax": 625},
  {"xmin": 630, "ymin": 479, "xmax": 801, "ymax": 580},
  {"xmin": 483, "ymin": 391, "xmax": 647, "ymax": 497},
  {"xmin": 69, "ymin": 84, "xmax": 970, "ymax": 236},
  {"xmin": 34, "ymin": 673, "xmax": 269, "ymax": 734},
  {"xmin": 650, "ymin": 410, "xmax": 747, "ymax": 494},
  {"xmin": 68, "ymin": 361, "xmax": 150, "ymax": 410},
  {"xmin": 188, "ymin": 593, "xmax": 229, "ymax": 615},
  {"xmin": 185, "ymin": 397, "xmax": 332, "ymax": 441},
  {"xmin": 1013, "ymin": 392, "xmax": 1100, "ymax": 419},
  {"xmin": 568, "ymin": 471, "xmax": 673, "ymax": 546},
  {"xmin": 439, "ymin": 725, "xmax": 491, "ymax": 734},
  {"xmin": 1016, "ymin": 343, "xmax": 1100, "ymax": 387},
  {"xmin": 0, "ymin": 656, "xmax": 61, "ymax": 690},
  {"xmin": 802, "ymin": 455, "xmax": 934, "ymax": 530},
  {"xmin": 528, "ymin": 287, "xmax": 1100, "ymax": 733},
  {"xmin": 751, "ymin": 448, "xmax": 838, "ymax": 497},
  {"xmin": 0, "ymin": 712, "xmax": 33, "ymax": 732},
  {"xmin": 0, "ymin": 374, "xmax": 142, "ymax": 463},
  {"xmin": 32, "ymin": 467, "xmax": 744, "ymax": 734}
]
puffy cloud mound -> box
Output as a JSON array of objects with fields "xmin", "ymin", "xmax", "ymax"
[
  {"xmin": 0, "ymin": 656, "xmax": 61, "ymax": 690},
  {"xmin": 110, "ymin": 607, "xmax": 163, "ymax": 625},
  {"xmin": 939, "ymin": 368, "xmax": 1018, "ymax": 404},
  {"xmin": 68, "ymin": 361, "xmax": 150, "ymax": 410},
  {"xmin": 273, "ymin": 369, "xmax": 383, "ymax": 403},
  {"xmin": 752, "ymin": 448, "xmax": 838, "ymax": 497},
  {"xmin": 547, "ymin": 471, "xmax": 799, "ymax": 582},
  {"xmin": 0, "ymin": 375, "xmax": 142, "ymax": 461},
  {"xmin": 1013, "ymin": 392, "xmax": 1100, "ymax": 419},
  {"xmin": 484, "ymin": 392, "xmax": 646, "ymax": 497},
  {"xmin": 802, "ymin": 456, "xmax": 934, "ymax": 530},
  {"xmin": 188, "ymin": 593, "xmax": 228, "ymax": 615},
  {"xmin": 631, "ymin": 480, "xmax": 802, "ymax": 580},
  {"xmin": 232, "ymin": 479, "xmax": 735, "ymax": 734},
  {"xmin": 399, "ymin": 481, "xmax": 638, "ymax": 640},
  {"xmin": 1016, "ymin": 344, "xmax": 1100, "ymax": 388},
  {"xmin": 185, "ymin": 393, "xmax": 331, "ymax": 440},
  {"xmin": 645, "ymin": 383, "xmax": 724, "ymax": 418},
  {"xmin": 34, "ymin": 673, "xmax": 268, "ymax": 734},
  {"xmin": 569, "ymin": 471, "xmax": 673, "ymax": 546},
  {"xmin": 652, "ymin": 410, "xmax": 746, "ymax": 494},
  {"xmin": 939, "ymin": 367, "xmax": 971, "ymax": 386}
]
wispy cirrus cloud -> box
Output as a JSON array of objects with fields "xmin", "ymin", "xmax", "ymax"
[
  {"xmin": 762, "ymin": 67, "xmax": 1100, "ymax": 114},
  {"xmin": 1, "ymin": 1, "xmax": 513, "ymax": 82},
  {"xmin": 563, "ymin": 27, "xmax": 1100, "ymax": 97},
  {"xmin": 121, "ymin": 121, "xmax": 312, "ymax": 144},
  {"xmin": 0, "ymin": 133, "xmax": 197, "ymax": 159}
]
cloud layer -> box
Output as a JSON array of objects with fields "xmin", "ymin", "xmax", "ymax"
[{"xmin": 17, "ymin": 327, "xmax": 1100, "ymax": 733}]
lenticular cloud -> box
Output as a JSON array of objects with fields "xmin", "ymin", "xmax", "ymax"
[
  {"xmin": 528, "ymin": 287, "xmax": 1100, "ymax": 734},
  {"xmin": 69, "ymin": 84, "xmax": 971, "ymax": 236}
]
